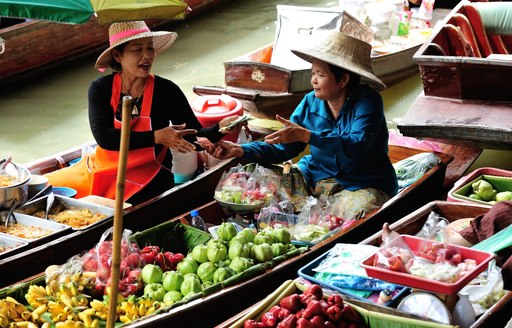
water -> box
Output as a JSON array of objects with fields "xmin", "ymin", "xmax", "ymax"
[{"xmin": 1, "ymin": 0, "xmax": 510, "ymax": 173}]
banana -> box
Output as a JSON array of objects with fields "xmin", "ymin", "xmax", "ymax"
[
  {"xmin": 32, "ymin": 304, "xmax": 47, "ymax": 317},
  {"xmin": 41, "ymin": 323, "xmax": 51, "ymax": 328},
  {"xmin": 19, "ymin": 312, "xmax": 31, "ymax": 322},
  {"xmin": 119, "ymin": 315, "xmax": 132, "ymax": 324},
  {"xmin": 0, "ymin": 314, "xmax": 9, "ymax": 328}
]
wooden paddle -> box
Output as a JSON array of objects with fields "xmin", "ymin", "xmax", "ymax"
[{"xmin": 107, "ymin": 96, "xmax": 132, "ymax": 328}]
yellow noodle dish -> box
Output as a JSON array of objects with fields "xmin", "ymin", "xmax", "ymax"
[
  {"xmin": 34, "ymin": 209, "xmax": 107, "ymax": 229},
  {"xmin": 0, "ymin": 173, "xmax": 17, "ymax": 187}
]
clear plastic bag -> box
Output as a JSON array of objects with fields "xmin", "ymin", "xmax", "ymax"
[
  {"xmin": 393, "ymin": 152, "xmax": 440, "ymax": 190},
  {"xmin": 92, "ymin": 227, "xmax": 143, "ymax": 297},
  {"xmin": 214, "ymin": 164, "xmax": 250, "ymax": 203},
  {"xmin": 241, "ymin": 165, "xmax": 280, "ymax": 205},
  {"xmin": 374, "ymin": 231, "xmax": 415, "ymax": 273}
]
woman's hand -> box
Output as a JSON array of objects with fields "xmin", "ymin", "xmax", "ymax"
[
  {"xmin": 154, "ymin": 123, "xmax": 197, "ymax": 153},
  {"xmin": 207, "ymin": 140, "xmax": 244, "ymax": 159},
  {"xmin": 218, "ymin": 115, "xmax": 250, "ymax": 135},
  {"xmin": 264, "ymin": 115, "xmax": 310, "ymax": 144}
]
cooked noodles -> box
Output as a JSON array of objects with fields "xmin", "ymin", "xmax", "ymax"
[
  {"xmin": 34, "ymin": 208, "xmax": 107, "ymax": 229},
  {"xmin": 0, "ymin": 224, "xmax": 52, "ymax": 239},
  {"xmin": 0, "ymin": 173, "xmax": 17, "ymax": 187}
]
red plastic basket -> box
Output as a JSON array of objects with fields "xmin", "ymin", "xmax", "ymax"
[{"xmin": 360, "ymin": 235, "xmax": 495, "ymax": 295}]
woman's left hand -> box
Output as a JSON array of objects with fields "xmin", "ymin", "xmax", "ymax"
[
  {"xmin": 219, "ymin": 115, "xmax": 249, "ymax": 135},
  {"xmin": 264, "ymin": 115, "xmax": 310, "ymax": 144}
]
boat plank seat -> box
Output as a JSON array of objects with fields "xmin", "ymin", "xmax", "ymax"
[
  {"xmin": 443, "ymin": 24, "xmax": 474, "ymax": 56},
  {"xmin": 461, "ymin": 2, "xmax": 512, "ymax": 56},
  {"xmin": 448, "ymin": 13, "xmax": 482, "ymax": 57}
]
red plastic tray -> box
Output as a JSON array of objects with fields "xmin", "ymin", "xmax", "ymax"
[{"xmin": 360, "ymin": 235, "xmax": 495, "ymax": 295}]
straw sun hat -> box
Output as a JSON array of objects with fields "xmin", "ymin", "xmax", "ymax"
[
  {"xmin": 291, "ymin": 31, "xmax": 386, "ymax": 90},
  {"xmin": 95, "ymin": 21, "xmax": 177, "ymax": 71}
]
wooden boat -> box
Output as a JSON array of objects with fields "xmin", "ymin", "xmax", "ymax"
[
  {"xmin": 218, "ymin": 201, "xmax": 511, "ymax": 328},
  {"xmin": 0, "ymin": 144, "xmax": 451, "ymax": 327},
  {"xmin": 359, "ymin": 200, "xmax": 512, "ymax": 327},
  {"xmin": 193, "ymin": 7, "xmax": 450, "ymax": 119},
  {"xmin": 398, "ymin": 0, "xmax": 512, "ymax": 150},
  {"xmin": 0, "ymin": 0, "xmax": 231, "ymax": 87}
]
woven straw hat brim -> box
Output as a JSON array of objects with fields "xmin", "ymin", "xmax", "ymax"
[
  {"xmin": 95, "ymin": 31, "xmax": 177, "ymax": 70},
  {"xmin": 291, "ymin": 32, "xmax": 386, "ymax": 91}
]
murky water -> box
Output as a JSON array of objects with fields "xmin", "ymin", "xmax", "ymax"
[{"xmin": 1, "ymin": 0, "xmax": 510, "ymax": 172}]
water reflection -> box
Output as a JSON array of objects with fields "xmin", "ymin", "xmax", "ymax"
[{"xmin": 0, "ymin": 0, "xmax": 510, "ymax": 171}]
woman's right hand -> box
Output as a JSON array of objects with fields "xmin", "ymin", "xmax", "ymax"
[
  {"xmin": 154, "ymin": 124, "xmax": 197, "ymax": 153},
  {"xmin": 207, "ymin": 140, "xmax": 244, "ymax": 159}
]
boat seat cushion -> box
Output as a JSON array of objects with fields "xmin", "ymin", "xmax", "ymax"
[{"xmin": 472, "ymin": 2, "xmax": 512, "ymax": 35}]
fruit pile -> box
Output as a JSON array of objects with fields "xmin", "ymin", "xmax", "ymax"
[{"xmin": 244, "ymin": 284, "xmax": 365, "ymax": 328}]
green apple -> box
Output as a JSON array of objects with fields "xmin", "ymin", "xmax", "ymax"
[
  {"xmin": 163, "ymin": 290, "xmax": 183, "ymax": 304},
  {"xmin": 162, "ymin": 270, "xmax": 184, "ymax": 291},
  {"xmin": 143, "ymin": 283, "xmax": 166, "ymax": 301},
  {"xmin": 141, "ymin": 264, "xmax": 163, "ymax": 284}
]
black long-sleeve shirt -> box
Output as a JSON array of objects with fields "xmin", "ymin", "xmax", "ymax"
[{"xmin": 88, "ymin": 74, "xmax": 224, "ymax": 203}]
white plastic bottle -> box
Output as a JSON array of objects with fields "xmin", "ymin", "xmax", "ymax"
[
  {"xmin": 190, "ymin": 209, "xmax": 206, "ymax": 231},
  {"xmin": 452, "ymin": 291, "xmax": 476, "ymax": 328}
]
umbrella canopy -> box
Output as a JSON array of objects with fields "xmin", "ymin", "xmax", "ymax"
[{"xmin": 0, "ymin": 0, "xmax": 189, "ymax": 24}]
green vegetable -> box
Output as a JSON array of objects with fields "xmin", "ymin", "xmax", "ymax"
[
  {"xmin": 180, "ymin": 273, "xmax": 202, "ymax": 296},
  {"xmin": 271, "ymin": 243, "xmax": 288, "ymax": 256},
  {"xmin": 495, "ymin": 191, "xmax": 512, "ymax": 202},
  {"xmin": 229, "ymin": 256, "xmax": 253, "ymax": 274},
  {"xmin": 162, "ymin": 271, "xmax": 184, "ymax": 292},
  {"xmin": 213, "ymin": 267, "xmax": 235, "ymax": 283},
  {"xmin": 197, "ymin": 262, "xmax": 217, "ymax": 283},
  {"xmin": 468, "ymin": 193, "xmax": 482, "ymax": 200},
  {"xmin": 163, "ymin": 290, "xmax": 183, "ymax": 304},
  {"xmin": 217, "ymin": 222, "xmax": 238, "ymax": 242},
  {"xmin": 251, "ymin": 243, "xmax": 273, "ymax": 263},
  {"xmin": 207, "ymin": 241, "xmax": 228, "ymax": 263},
  {"xmin": 236, "ymin": 228, "xmax": 255, "ymax": 243},
  {"xmin": 254, "ymin": 231, "xmax": 273, "ymax": 245},
  {"xmin": 143, "ymin": 283, "xmax": 166, "ymax": 301},
  {"xmin": 191, "ymin": 244, "xmax": 209, "ymax": 263},
  {"xmin": 273, "ymin": 227, "xmax": 291, "ymax": 244},
  {"xmin": 177, "ymin": 258, "xmax": 198, "ymax": 276},
  {"xmin": 472, "ymin": 180, "xmax": 494, "ymax": 201},
  {"xmin": 228, "ymin": 242, "xmax": 251, "ymax": 260}
]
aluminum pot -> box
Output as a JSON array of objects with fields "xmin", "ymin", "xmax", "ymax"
[{"xmin": 0, "ymin": 161, "xmax": 31, "ymax": 210}]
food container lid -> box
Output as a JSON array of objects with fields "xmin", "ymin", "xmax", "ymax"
[
  {"xmin": 397, "ymin": 292, "xmax": 451, "ymax": 324},
  {"xmin": 191, "ymin": 94, "xmax": 242, "ymax": 116}
]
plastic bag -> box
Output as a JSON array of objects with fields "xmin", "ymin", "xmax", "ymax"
[
  {"xmin": 242, "ymin": 165, "xmax": 280, "ymax": 205},
  {"xmin": 256, "ymin": 199, "xmax": 295, "ymax": 229},
  {"xmin": 90, "ymin": 227, "xmax": 143, "ymax": 297},
  {"xmin": 214, "ymin": 164, "xmax": 251, "ymax": 203},
  {"xmin": 236, "ymin": 126, "xmax": 253, "ymax": 144},
  {"xmin": 460, "ymin": 260, "xmax": 507, "ymax": 316},
  {"xmin": 393, "ymin": 152, "xmax": 440, "ymax": 190},
  {"xmin": 374, "ymin": 231, "xmax": 415, "ymax": 273}
]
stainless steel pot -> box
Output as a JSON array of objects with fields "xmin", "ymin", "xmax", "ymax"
[{"xmin": 0, "ymin": 161, "xmax": 31, "ymax": 210}]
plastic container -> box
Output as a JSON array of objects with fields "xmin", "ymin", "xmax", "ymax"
[
  {"xmin": 447, "ymin": 167, "xmax": 512, "ymax": 206},
  {"xmin": 360, "ymin": 235, "xmax": 494, "ymax": 295},
  {"xmin": 52, "ymin": 186, "xmax": 77, "ymax": 198},
  {"xmin": 190, "ymin": 94, "xmax": 243, "ymax": 142},
  {"xmin": 190, "ymin": 209, "xmax": 206, "ymax": 231},
  {"xmin": 171, "ymin": 150, "xmax": 197, "ymax": 184},
  {"xmin": 298, "ymin": 247, "xmax": 409, "ymax": 306},
  {"xmin": 452, "ymin": 291, "xmax": 476, "ymax": 328}
]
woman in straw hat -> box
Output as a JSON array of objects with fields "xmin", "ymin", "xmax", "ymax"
[
  {"xmin": 206, "ymin": 31, "xmax": 398, "ymax": 217},
  {"xmin": 46, "ymin": 21, "xmax": 241, "ymax": 204}
]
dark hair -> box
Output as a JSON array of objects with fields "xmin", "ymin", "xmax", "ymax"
[
  {"xmin": 109, "ymin": 43, "xmax": 128, "ymax": 72},
  {"xmin": 328, "ymin": 63, "xmax": 361, "ymax": 90}
]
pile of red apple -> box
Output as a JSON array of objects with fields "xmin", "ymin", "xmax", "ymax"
[
  {"xmin": 244, "ymin": 284, "xmax": 365, "ymax": 328},
  {"xmin": 81, "ymin": 241, "xmax": 184, "ymax": 297}
]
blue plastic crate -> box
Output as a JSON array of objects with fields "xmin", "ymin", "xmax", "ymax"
[{"xmin": 298, "ymin": 247, "xmax": 410, "ymax": 307}]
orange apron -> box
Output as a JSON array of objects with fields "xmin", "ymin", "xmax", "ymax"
[{"xmin": 46, "ymin": 74, "xmax": 165, "ymax": 201}]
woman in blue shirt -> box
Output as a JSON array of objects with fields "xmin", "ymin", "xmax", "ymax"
[{"xmin": 207, "ymin": 31, "xmax": 398, "ymax": 218}]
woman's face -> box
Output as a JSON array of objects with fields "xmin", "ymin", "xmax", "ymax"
[
  {"xmin": 114, "ymin": 37, "xmax": 156, "ymax": 78},
  {"xmin": 310, "ymin": 59, "xmax": 346, "ymax": 101}
]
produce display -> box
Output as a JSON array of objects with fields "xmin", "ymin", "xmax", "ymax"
[
  {"xmin": 467, "ymin": 179, "xmax": 512, "ymax": 203},
  {"xmin": 0, "ymin": 222, "xmax": 302, "ymax": 327},
  {"xmin": 241, "ymin": 283, "xmax": 365, "ymax": 328},
  {"xmin": 214, "ymin": 164, "xmax": 280, "ymax": 207}
]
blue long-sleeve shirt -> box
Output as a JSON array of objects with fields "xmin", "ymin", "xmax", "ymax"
[{"xmin": 241, "ymin": 85, "xmax": 398, "ymax": 197}]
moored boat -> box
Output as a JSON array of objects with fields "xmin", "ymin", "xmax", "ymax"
[
  {"xmin": 1, "ymin": 144, "xmax": 452, "ymax": 327},
  {"xmin": 398, "ymin": 0, "xmax": 512, "ymax": 150},
  {"xmin": 0, "ymin": 0, "xmax": 232, "ymax": 87},
  {"xmin": 193, "ymin": 6, "xmax": 450, "ymax": 119}
]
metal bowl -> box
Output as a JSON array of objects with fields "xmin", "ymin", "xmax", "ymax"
[
  {"xmin": 214, "ymin": 196, "xmax": 264, "ymax": 214},
  {"xmin": 0, "ymin": 161, "xmax": 31, "ymax": 209}
]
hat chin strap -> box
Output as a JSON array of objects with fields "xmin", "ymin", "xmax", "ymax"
[{"xmin": 110, "ymin": 27, "xmax": 150, "ymax": 45}]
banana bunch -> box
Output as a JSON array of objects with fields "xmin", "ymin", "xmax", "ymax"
[
  {"xmin": 119, "ymin": 296, "xmax": 161, "ymax": 323},
  {"xmin": 89, "ymin": 299, "xmax": 110, "ymax": 321},
  {"xmin": 0, "ymin": 296, "xmax": 36, "ymax": 328},
  {"xmin": 25, "ymin": 285, "xmax": 49, "ymax": 308},
  {"xmin": 77, "ymin": 309, "xmax": 100, "ymax": 328}
]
